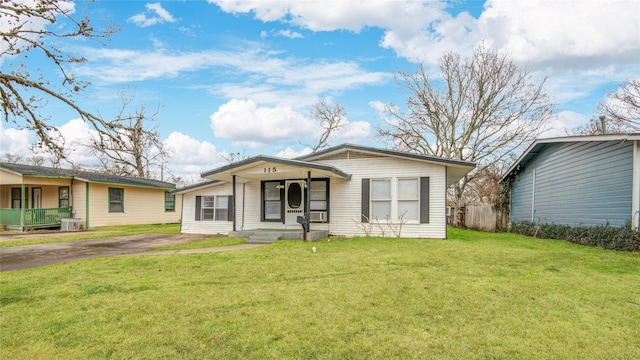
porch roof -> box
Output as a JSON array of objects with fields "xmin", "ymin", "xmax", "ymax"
[
  {"xmin": 201, "ymin": 155, "xmax": 352, "ymax": 183},
  {"xmin": 0, "ymin": 162, "xmax": 176, "ymax": 189}
]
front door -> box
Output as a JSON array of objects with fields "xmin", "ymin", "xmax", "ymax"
[
  {"xmin": 285, "ymin": 180, "xmax": 305, "ymax": 225},
  {"xmin": 32, "ymin": 187, "xmax": 42, "ymax": 208}
]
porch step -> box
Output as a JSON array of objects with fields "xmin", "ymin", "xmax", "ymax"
[{"xmin": 246, "ymin": 235, "xmax": 280, "ymax": 244}]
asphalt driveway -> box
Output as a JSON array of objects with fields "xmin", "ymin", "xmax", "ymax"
[{"xmin": 0, "ymin": 233, "xmax": 262, "ymax": 272}]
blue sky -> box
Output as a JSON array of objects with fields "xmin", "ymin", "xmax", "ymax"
[{"xmin": 1, "ymin": 0, "xmax": 639, "ymax": 181}]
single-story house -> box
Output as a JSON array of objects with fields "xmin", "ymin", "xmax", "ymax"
[
  {"xmin": 500, "ymin": 134, "xmax": 640, "ymax": 229},
  {"xmin": 173, "ymin": 144, "xmax": 475, "ymax": 240},
  {"xmin": 0, "ymin": 162, "xmax": 182, "ymax": 231}
]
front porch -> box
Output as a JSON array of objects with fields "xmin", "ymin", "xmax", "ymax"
[
  {"xmin": 0, "ymin": 207, "xmax": 73, "ymax": 231},
  {"xmin": 234, "ymin": 229, "xmax": 330, "ymax": 244}
]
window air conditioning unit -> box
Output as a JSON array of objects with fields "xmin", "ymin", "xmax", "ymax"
[
  {"xmin": 61, "ymin": 218, "xmax": 81, "ymax": 231},
  {"xmin": 309, "ymin": 211, "xmax": 327, "ymax": 222}
]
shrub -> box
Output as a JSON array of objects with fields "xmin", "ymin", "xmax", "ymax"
[{"xmin": 509, "ymin": 221, "xmax": 639, "ymax": 252}]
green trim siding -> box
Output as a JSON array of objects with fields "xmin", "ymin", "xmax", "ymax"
[{"xmin": 86, "ymin": 182, "xmax": 90, "ymax": 229}]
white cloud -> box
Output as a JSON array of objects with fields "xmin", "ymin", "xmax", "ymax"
[
  {"xmin": 0, "ymin": 119, "xmax": 97, "ymax": 167},
  {"xmin": 274, "ymin": 147, "xmax": 312, "ymax": 158},
  {"xmin": 477, "ymin": 1, "xmax": 639, "ymax": 68},
  {"xmin": 74, "ymin": 47, "xmax": 389, "ymax": 106},
  {"xmin": 0, "ymin": 0, "xmax": 75, "ymax": 65},
  {"xmin": 210, "ymin": 99, "xmax": 317, "ymax": 148},
  {"xmin": 163, "ymin": 131, "xmax": 225, "ymax": 179},
  {"xmin": 129, "ymin": 2, "xmax": 176, "ymax": 27},
  {"xmin": 209, "ymin": 0, "xmax": 640, "ymax": 70},
  {"xmin": 539, "ymin": 111, "xmax": 589, "ymax": 138},
  {"xmin": 276, "ymin": 29, "xmax": 304, "ymax": 39},
  {"xmin": 333, "ymin": 120, "xmax": 372, "ymax": 144},
  {"xmin": 50, "ymin": 119, "xmax": 99, "ymax": 167},
  {"xmin": 0, "ymin": 123, "xmax": 34, "ymax": 158}
]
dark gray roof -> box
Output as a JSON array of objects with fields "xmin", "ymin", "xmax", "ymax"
[
  {"xmin": 170, "ymin": 180, "xmax": 221, "ymax": 194},
  {"xmin": 0, "ymin": 162, "xmax": 176, "ymax": 189},
  {"xmin": 296, "ymin": 143, "xmax": 476, "ymax": 168},
  {"xmin": 201, "ymin": 155, "xmax": 351, "ymax": 180}
]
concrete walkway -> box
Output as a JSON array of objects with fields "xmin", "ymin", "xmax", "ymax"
[{"xmin": 1, "ymin": 233, "xmax": 264, "ymax": 272}]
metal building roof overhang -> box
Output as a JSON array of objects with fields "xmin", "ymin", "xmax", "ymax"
[{"xmin": 201, "ymin": 155, "xmax": 352, "ymax": 183}]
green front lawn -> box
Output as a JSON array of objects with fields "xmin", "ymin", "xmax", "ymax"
[{"xmin": 1, "ymin": 228, "xmax": 638, "ymax": 359}]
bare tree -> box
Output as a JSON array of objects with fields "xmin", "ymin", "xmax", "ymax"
[
  {"xmin": 378, "ymin": 45, "xmax": 554, "ymax": 225},
  {"xmin": 2, "ymin": 153, "xmax": 47, "ymax": 166},
  {"xmin": 0, "ymin": 0, "xmax": 117, "ymax": 158},
  {"xmin": 309, "ymin": 99, "xmax": 346, "ymax": 152},
  {"xmin": 574, "ymin": 115, "xmax": 628, "ymax": 135},
  {"xmin": 88, "ymin": 91, "xmax": 167, "ymax": 179},
  {"xmin": 598, "ymin": 79, "xmax": 640, "ymax": 131},
  {"xmin": 221, "ymin": 148, "xmax": 249, "ymax": 164}
]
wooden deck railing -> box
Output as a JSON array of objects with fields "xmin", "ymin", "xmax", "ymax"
[{"xmin": 0, "ymin": 207, "xmax": 73, "ymax": 230}]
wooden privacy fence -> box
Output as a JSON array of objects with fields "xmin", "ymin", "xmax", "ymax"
[{"xmin": 464, "ymin": 204, "xmax": 502, "ymax": 232}]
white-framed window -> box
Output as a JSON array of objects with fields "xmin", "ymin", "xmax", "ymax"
[
  {"xmin": 215, "ymin": 196, "xmax": 229, "ymax": 221},
  {"xmin": 310, "ymin": 180, "xmax": 328, "ymax": 211},
  {"xmin": 398, "ymin": 178, "xmax": 419, "ymax": 222},
  {"xmin": 363, "ymin": 177, "xmax": 428, "ymax": 224},
  {"xmin": 263, "ymin": 181, "xmax": 282, "ymax": 221},
  {"xmin": 200, "ymin": 195, "xmax": 229, "ymax": 221},
  {"xmin": 370, "ymin": 178, "xmax": 391, "ymax": 220}
]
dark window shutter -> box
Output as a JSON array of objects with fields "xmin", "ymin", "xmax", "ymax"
[
  {"xmin": 420, "ymin": 177, "xmax": 429, "ymax": 224},
  {"xmin": 227, "ymin": 196, "xmax": 234, "ymax": 222},
  {"xmin": 195, "ymin": 196, "xmax": 202, "ymax": 221},
  {"xmin": 280, "ymin": 181, "xmax": 285, "ymax": 224},
  {"xmin": 361, "ymin": 178, "xmax": 370, "ymax": 223}
]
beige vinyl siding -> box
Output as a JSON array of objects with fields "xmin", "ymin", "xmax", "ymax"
[
  {"xmin": 0, "ymin": 172, "xmax": 73, "ymax": 209},
  {"xmin": 0, "ymin": 169, "xmax": 23, "ymax": 184},
  {"xmin": 71, "ymin": 180, "xmax": 87, "ymax": 228},
  {"xmin": 180, "ymin": 183, "xmax": 235, "ymax": 234},
  {"xmin": 87, "ymin": 183, "xmax": 181, "ymax": 227},
  {"xmin": 38, "ymin": 185, "xmax": 62, "ymax": 208}
]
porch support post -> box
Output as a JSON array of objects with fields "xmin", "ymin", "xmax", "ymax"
[
  {"xmin": 20, "ymin": 183, "xmax": 25, "ymax": 230},
  {"xmin": 232, "ymin": 175, "xmax": 237, "ymax": 232},
  {"xmin": 306, "ymin": 171, "xmax": 311, "ymax": 240}
]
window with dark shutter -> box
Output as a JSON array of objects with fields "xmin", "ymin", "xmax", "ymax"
[
  {"xmin": 361, "ymin": 178, "xmax": 370, "ymax": 222},
  {"xmin": 420, "ymin": 177, "xmax": 430, "ymax": 224}
]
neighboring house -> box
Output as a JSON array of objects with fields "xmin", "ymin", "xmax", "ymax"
[
  {"xmin": 173, "ymin": 144, "xmax": 475, "ymax": 239},
  {"xmin": 501, "ymin": 134, "xmax": 640, "ymax": 229},
  {"xmin": 0, "ymin": 162, "xmax": 182, "ymax": 231}
]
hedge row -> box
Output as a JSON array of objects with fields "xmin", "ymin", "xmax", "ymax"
[{"xmin": 509, "ymin": 221, "xmax": 639, "ymax": 252}]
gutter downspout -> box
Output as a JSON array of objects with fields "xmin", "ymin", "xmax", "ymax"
[
  {"xmin": 531, "ymin": 169, "xmax": 536, "ymax": 223},
  {"xmin": 306, "ymin": 171, "xmax": 311, "ymax": 240},
  {"xmin": 20, "ymin": 182, "xmax": 25, "ymax": 231},
  {"xmin": 85, "ymin": 182, "xmax": 90, "ymax": 229},
  {"xmin": 232, "ymin": 175, "xmax": 237, "ymax": 232},
  {"xmin": 633, "ymin": 140, "xmax": 640, "ymax": 230}
]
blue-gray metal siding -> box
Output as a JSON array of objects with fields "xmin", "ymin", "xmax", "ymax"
[{"xmin": 510, "ymin": 140, "xmax": 634, "ymax": 227}]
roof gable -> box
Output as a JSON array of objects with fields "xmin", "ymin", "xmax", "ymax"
[
  {"xmin": 500, "ymin": 133, "xmax": 640, "ymax": 183},
  {"xmin": 201, "ymin": 155, "xmax": 351, "ymax": 182},
  {"xmin": 297, "ymin": 143, "xmax": 475, "ymax": 167},
  {"xmin": 0, "ymin": 162, "xmax": 176, "ymax": 189},
  {"xmin": 298, "ymin": 143, "xmax": 476, "ymax": 187}
]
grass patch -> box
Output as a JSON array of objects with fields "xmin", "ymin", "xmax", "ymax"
[
  {"xmin": 1, "ymin": 229, "xmax": 639, "ymax": 359},
  {"xmin": 0, "ymin": 223, "xmax": 180, "ymax": 248},
  {"xmin": 151, "ymin": 236, "xmax": 246, "ymax": 251}
]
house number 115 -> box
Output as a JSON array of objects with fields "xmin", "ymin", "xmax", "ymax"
[{"xmin": 264, "ymin": 167, "xmax": 277, "ymax": 173}]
